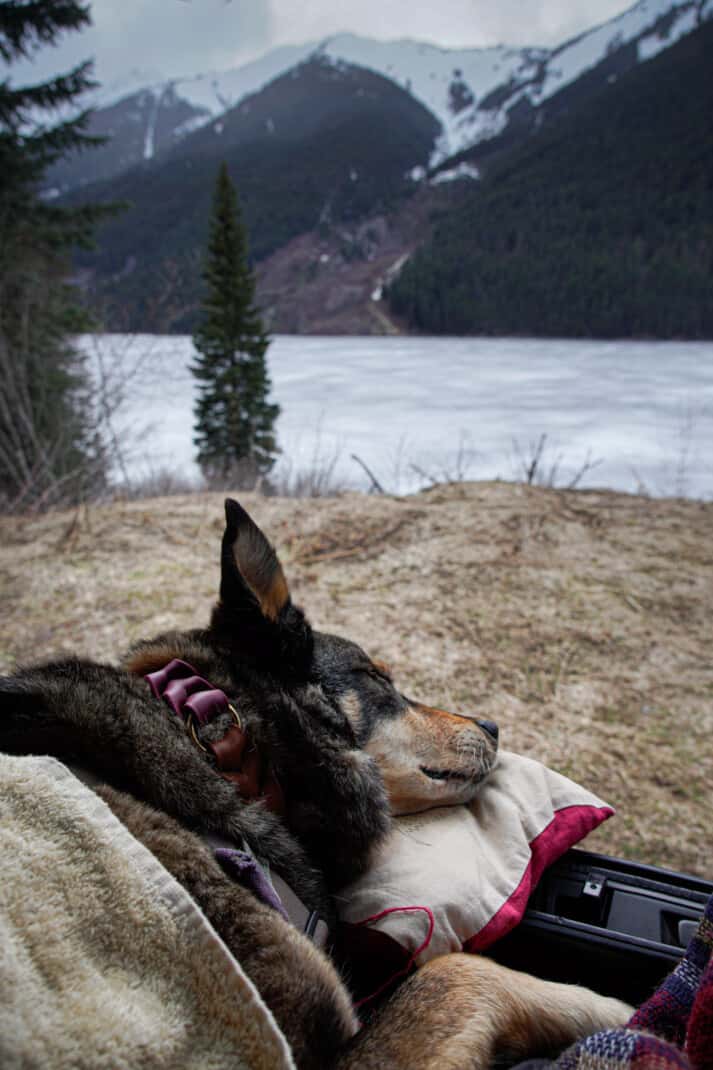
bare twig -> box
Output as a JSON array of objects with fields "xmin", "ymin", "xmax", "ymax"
[
  {"xmin": 351, "ymin": 453, "xmax": 385, "ymax": 494},
  {"xmin": 565, "ymin": 451, "xmax": 602, "ymax": 490}
]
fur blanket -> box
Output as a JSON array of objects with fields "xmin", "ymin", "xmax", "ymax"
[{"xmin": 0, "ymin": 753, "xmax": 295, "ymax": 1070}]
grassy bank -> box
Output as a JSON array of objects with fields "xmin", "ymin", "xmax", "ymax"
[{"xmin": 1, "ymin": 481, "xmax": 711, "ymax": 877}]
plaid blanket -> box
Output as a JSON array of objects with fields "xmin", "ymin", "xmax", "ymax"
[{"xmin": 554, "ymin": 889, "xmax": 713, "ymax": 1070}]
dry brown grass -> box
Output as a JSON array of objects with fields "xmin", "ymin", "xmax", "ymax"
[{"xmin": 1, "ymin": 481, "xmax": 711, "ymax": 877}]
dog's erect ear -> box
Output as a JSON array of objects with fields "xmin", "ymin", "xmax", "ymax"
[
  {"xmin": 220, "ymin": 499, "xmax": 290, "ymax": 621},
  {"xmin": 214, "ymin": 499, "xmax": 313, "ymax": 675}
]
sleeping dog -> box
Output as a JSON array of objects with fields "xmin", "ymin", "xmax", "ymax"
[{"xmin": 0, "ymin": 499, "xmax": 630, "ymax": 1068}]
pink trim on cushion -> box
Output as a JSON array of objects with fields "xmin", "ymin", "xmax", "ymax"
[
  {"xmin": 464, "ymin": 804, "xmax": 614, "ymax": 953},
  {"xmin": 353, "ymin": 905, "xmax": 435, "ymax": 1007}
]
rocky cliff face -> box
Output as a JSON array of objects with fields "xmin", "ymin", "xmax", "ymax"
[{"xmin": 255, "ymin": 185, "xmax": 464, "ymax": 335}]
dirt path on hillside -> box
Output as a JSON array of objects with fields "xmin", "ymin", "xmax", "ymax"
[{"xmin": 1, "ymin": 482, "xmax": 711, "ymax": 877}]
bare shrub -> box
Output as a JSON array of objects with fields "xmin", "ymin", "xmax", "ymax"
[
  {"xmin": 272, "ymin": 449, "xmax": 347, "ymax": 498},
  {"xmin": 511, "ymin": 433, "xmax": 601, "ymax": 490},
  {"xmin": 659, "ymin": 401, "xmax": 709, "ymax": 500},
  {"xmin": 348, "ymin": 431, "xmax": 479, "ymax": 495},
  {"xmin": 0, "ymin": 336, "xmax": 108, "ymax": 514},
  {"xmin": 85, "ymin": 333, "xmax": 157, "ymax": 490},
  {"xmin": 0, "ymin": 333, "xmax": 165, "ymax": 514},
  {"xmin": 409, "ymin": 431, "xmax": 478, "ymax": 490},
  {"xmin": 271, "ymin": 423, "xmax": 348, "ymax": 498}
]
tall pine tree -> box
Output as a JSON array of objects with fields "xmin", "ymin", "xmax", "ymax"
[
  {"xmin": 0, "ymin": 0, "xmax": 114, "ymax": 510},
  {"xmin": 192, "ymin": 163, "xmax": 278, "ymax": 485}
]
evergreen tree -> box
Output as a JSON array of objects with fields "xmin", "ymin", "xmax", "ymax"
[
  {"xmin": 0, "ymin": 0, "xmax": 114, "ymax": 510},
  {"xmin": 192, "ymin": 162, "xmax": 278, "ymax": 483}
]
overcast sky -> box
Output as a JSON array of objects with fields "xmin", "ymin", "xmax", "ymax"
[{"xmin": 11, "ymin": 0, "xmax": 636, "ymax": 88}]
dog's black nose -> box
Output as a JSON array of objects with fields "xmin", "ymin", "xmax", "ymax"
[{"xmin": 477, "ymin": 719, "xmax": 499, "ymax": 742}]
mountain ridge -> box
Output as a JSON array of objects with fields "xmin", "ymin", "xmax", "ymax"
[
  {"xmin": 52, "ymin": 0, "xmax": 713, "ymax": 337},
  {"xmin": 47, "ymin": 0, "xmax": 712, "ymax": 194}
]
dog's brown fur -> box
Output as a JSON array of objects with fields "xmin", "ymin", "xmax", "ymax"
[{"xmin": 0, "ymin": 499, "xmax": 631, "ymax": 1068}]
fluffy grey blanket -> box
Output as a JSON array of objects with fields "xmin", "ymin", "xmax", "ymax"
[{"xmin": 0, "ymin": 753, "xmax": 295, "ymax": 1070}]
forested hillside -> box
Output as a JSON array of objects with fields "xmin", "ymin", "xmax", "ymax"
[
  {"xmin": 71, "ymin": 58, "xmax": 439, "ymax": 332},
  {"xmin": 388, "ymin": 19, "xmax": 713, "ymax": 338}
]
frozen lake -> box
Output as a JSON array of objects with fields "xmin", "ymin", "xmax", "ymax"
[{"xmin": 84, "ymin": 334, "xmax": 713, "ymax": 498}]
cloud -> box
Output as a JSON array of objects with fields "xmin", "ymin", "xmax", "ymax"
[
  {"xmin": 11, "ymin": 0, "xmax": 273, "ymax": 86},
  {"xmin": 10, "ymin": 0, "xmax": 633, "ymax": 91},
  {"xmin": 267, "ymin": 0, "xmax": 632, "ymax": 49}
]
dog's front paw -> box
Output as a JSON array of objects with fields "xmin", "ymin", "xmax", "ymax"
[{"xmin": 579, "ymin": 993, "xmax": 634, "ymax": 1035}]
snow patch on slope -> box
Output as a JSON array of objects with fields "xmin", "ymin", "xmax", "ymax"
[
  {"xmin": 171, "ymin": 114, "xmax": 208, "ymax": 140},
  {"xmin": 638, "ymin": 3, "xmax": 700, "ymax": 59},
  {"xmin": 535, "ymin": 0, "xmax": 696, "ymax": 101},
  {"xmin": 431, "ymin": 162, "xmax": 480, "ymax": 184},
  {"xmin": 143, "ymin": 88, "xmax": 161, "ymax": 160},
  {"xmin": 318, "ymin": 34, "xmax": 545, "ymax": 164}
]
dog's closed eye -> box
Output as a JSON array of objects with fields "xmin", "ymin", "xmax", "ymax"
[
  {"xmin": 354, "ymin": 660, "xmax": 394, "ymax": 684},
  {"xmin": 355, "ymin": 666, "xmax": 393, "ymax": 688}
]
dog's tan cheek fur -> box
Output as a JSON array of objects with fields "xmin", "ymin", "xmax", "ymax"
[
  {"xmin": 364, "ymin": 712, "xmax": 419, "ymax": 771},
  {"xmin": 364, "ymin": 713, "xmax": 431, "ymax": 813},
  {"xmin": 383, "ymin": 773, "xmax": 435, "ymax": 815}
]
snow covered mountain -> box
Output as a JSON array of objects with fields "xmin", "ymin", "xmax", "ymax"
[
  {"xmin": 66, "ymin": 6, "xmax": 713, "ymax": 337},
  {"xmin": 47, "ymin": 0, "xmax": 712, "ymax": 196},
  {"xmin": 435, "ymin": 0, "xmax": 713, "ymax": 160}
]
